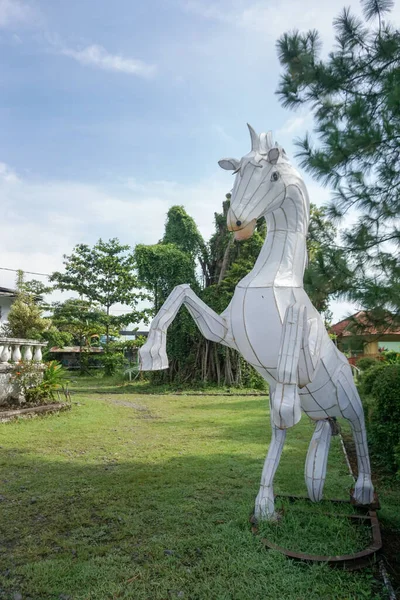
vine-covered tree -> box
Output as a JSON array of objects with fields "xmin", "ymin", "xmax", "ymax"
[
  {"xmin": 276, "ymin": 0, "xmax": 400, "ymax": 327},
  {"xmin": 163, "ymin": 205, "xmax": 210, "ymax": 286},
  {"xmin": 51, "ymin": 238, "xmax": 148, "ymax": 344},
  {"xmin": 135, "ymin": 243, "xmax": 198, "ymax": 312}
]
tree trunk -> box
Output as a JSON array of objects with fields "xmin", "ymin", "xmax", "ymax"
[
  {"xmin": 79, "ymin": 333, "xmax": 83, "ymax": 373},
  {"xmin": 214, "ymin": 343, "xmax": 221, "ymax": 386},
  {"xmin": 218, "ymin": 236, "xmax": 233, "ymax": 284},
  {"xmin": 224, "ymin": 347, "xmax": 234, "ymax": 386},
  {"xmin": 106, "ymin": 306, "xmax": 110, "ymax": 346}
]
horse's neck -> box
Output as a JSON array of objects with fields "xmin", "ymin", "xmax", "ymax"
[{"xmin": 239, "ymin": 183, "xmax": 310, "ymax": 289}]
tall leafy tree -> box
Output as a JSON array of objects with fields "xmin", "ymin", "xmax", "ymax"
[
  {"xmin": 276, "ymin": 0, "xmax": 400, "ymax": 327},
  {"xmin": 51, "ymin": 238, "xmax": 148, "ymax": 344}
]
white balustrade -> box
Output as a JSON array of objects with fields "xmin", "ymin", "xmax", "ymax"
[
  {"xmin": 12, "ymin": 344, "xmax": 21, "ymax": 363},
  {"xmin": 0, "ymin": 344, "xmax": 11, "ymax": 364},
  {"xmin": 24, "ymin": 345, "xmax": 33, "ymax": 361},
  {"xmin": 0, "ymin": 338, "xmax": 47, "ymax": 365},
  {"xmin": 33, "ymin": 346, "xmax": 43, "ymax": 362}
]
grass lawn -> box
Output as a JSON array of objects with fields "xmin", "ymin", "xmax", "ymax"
[{"xmin": 0, "ymin": 377, "xmax": 398, "ymax": 600}]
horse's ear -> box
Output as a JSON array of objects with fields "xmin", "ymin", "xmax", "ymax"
[
  {"xmin": 218, "ymin": 158, "xmax": 240, "ymax": 171},
  {"xmin": 268, "ymin": 148, "xmax": 280, "ymax": 164}
]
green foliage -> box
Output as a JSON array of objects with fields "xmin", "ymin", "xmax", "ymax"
[
  {"xmin": 380, "ymin": 350, "xmax": 400, "ymax": 364},
  {"xmin": 356, "ymin": 357, "xmax": 379, "ymax": 372},
  {"xmin": 101, "ymin": 350, "xmax": 125, "ymax": 377},
  {"xmin": 51, "ymin": 298, "xmax": 107, "ymax": 347},
  {"xmin": 135, "ymin": 243, "xmax": 198, "ymax": 311},
  {"xmin": 363, "ymin": 364, "xmax": 400, "ymax": 473},
  {"xmin": 11, "ymin": 360, "xmax": 69, "ymax": 405},
  {"xmin": 277, "ymin": 0, "xmax": 400, "ymax": 326},
  {"xmin": 51, "ymin": 238, "xmax": 148, "ymax": 344},
  {"xmin": 5, "ymin": 271, "xmax": 48, "ymax": 340},
  {"xmin": 41, "ymin": 360, "xmax": 70, "ymax": 398},
  {"xmin": 359, "ymin": 363, "xmax": 387, "ymax": 395},
  {"xmin": 304, "ymin": 207, "xmax": 352, "ymax": 313}
]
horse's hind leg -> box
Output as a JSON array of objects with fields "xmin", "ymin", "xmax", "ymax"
[
  {"xmin": 255, "ymin": 390, "xmax": 286, "ymax": 520},
  {"xmin": 305, "ymin": 419, "xmax": 332, "ymax": 502},
  {"xmin": 337, "ymin": 364, "xmax": 374, "ymax": 504}
]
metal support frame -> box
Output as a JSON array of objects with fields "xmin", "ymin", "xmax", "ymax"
[{"xmin": 250, "ymin": 494, "xmax": 382, "ymax": 571}]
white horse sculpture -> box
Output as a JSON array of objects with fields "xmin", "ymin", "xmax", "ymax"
[{"xmin": 139, "ymin": 124, "xmax": 374, "ymax": 519}]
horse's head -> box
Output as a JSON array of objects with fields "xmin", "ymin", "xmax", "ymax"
[{"xmin": 218, "ymin": 124, "xmax": 295, "ymax": 240}]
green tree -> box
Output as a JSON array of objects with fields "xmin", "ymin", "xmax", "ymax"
[
  {"xmin": 163, "ymin": 205, "xmax": 210, "ymax": 285},
  {"xmin": 135, "ymin": 243, "xmax": 197, "ymax": 312},
  {"xmin": 50, "ymin": 298, "xmax": 107, "ymax": 365},
  {"xmin": 135, "ymin": 208, "xmax": 202, "ymax": 382},
  {"xmin": 5, "ymin": 271, "xmax": 48, "ymax": 340},
  {"xmin": 51, "ymin": 238, "xmax": 148, "ymax": 345},
  {"xmin": 276, "ymin": 0, "xmax": 400, "ymax": 327},
  {"xmin": 304, "ymin": 205, "xmax": 352, "ymax": 314}
]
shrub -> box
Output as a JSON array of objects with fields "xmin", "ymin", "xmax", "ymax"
[
  {"xmin": 41, "ymin": 361, "xmax": 69, "ymax": 399},
  {"xmin": 380, "ymin": 350, "xmax": 400, "ymax": 365},
  {"xmin": 359, "ymin": 364, "xmax": 387, "ymax": 396},
  {"xmin": 356, "ymin": 357, "xmax": 378, "ymax": 372},
  {"xmin": 102, "ymin": 351, "xmax": 125, "ymax": 377},
  {"xmin": 365, "ymin": 364, "xmax": 400, "ymax": 474},
  {"xmin": 11, "ymin": 360, "xmax": 69, "ymax": 405}
]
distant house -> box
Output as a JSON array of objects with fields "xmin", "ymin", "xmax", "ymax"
[
  {"xmin": 50, "ymin": 346, "xmax": 104, "ymax": 369},
  {"xmin": 331, "ymin": 311, "xmax": 400, "ymax": 357},
  {"xmin": 0, "ymin": 286, "xmax": 17, "ymax": 329},
  {"xmin": 119, "ymin": 329, "xmax": 149, "ymax": 341}
]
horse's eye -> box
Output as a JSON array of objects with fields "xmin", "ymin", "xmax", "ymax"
[{"xmin": 271, "ymin": 171, "xmax": 280, "ymax": 182}]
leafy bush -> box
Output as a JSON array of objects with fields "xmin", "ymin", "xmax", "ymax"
[
  {"xmin": 359, "ymin": 364, "xmax": 387, "ymax": 396},
  {"xmin": 11, "ymin": 361, "xmax": 43, "ymax": 400},
  {"xmin": 102, "ymin": 351, "xmax": 125, "ymax": 376},
  {"xmin": 380, "ymin": 350, "xmax": 400, "ymax": 365},
  {"xmin": 356, "ymin": 357, "xmax": 378, "ymax": 372},
  {"xmin": 11, "ymin": 360, "xmax": 69, "ymax": 405},
  {"xmin": 363, "ymin": 364, "xmax": 400, "ymax": 474},
  {"xmin": 41, "ymin": 361, "xmax": 69, "ymax": 398}
]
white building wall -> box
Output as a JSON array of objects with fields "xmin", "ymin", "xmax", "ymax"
[{"xmin": 0, "ymin": 297, "xmax": 14, "ymax": 326}]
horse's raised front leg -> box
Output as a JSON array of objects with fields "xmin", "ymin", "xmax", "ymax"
[
  {"xmin": 139, "ymin": 284, "xmax": 233, "ymax": 371},
  {"xmin": 255, "ymin": 395, "xmax": 286, "ymax": 520}
]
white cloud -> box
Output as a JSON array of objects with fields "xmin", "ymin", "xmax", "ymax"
[
  {"xmin": 0, "ymin": 161, "xmax": 356, "ymax": 323},
  {"xmin": 0, "ymin": 163, "xmax": 229, "ymax": 291},
  {"xmin": 0, "ymin": 0, "xmax": 35, "ymax": 29},
  {"xmin": 183, "ymin": 0, "xmax": 400, "ymax": 48},
  {"xmin": 61, "ymin": 44, "xmax": 156, "ymax": 78},
  {"xmin": 0, "ymin": 162, "xmax": 19, "ymax": 183},
  {"xmin": 276, "ymin": 114, "xmax": 312, "ymax": 137}
]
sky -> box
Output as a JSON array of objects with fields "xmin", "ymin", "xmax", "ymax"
[{"xmin": 1, "ymin": 0, "xmax": 399, "ymax": 324}]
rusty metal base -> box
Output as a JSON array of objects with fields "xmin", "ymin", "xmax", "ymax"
[{"xmin": 250, "ymin": 494, "xmax": 382, "ymax": 570}]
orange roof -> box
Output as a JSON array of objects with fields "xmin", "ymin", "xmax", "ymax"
[{"xmin": 331, "ymin": 311, "xmax": 400, "ymax": 337}]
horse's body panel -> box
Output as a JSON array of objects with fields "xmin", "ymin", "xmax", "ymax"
[{"xmin": 229, "ymin": 287, "xmax": 282, "ymax": 370}]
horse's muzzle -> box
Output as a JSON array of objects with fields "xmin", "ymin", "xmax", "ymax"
[{"xmin": 227, "ymin": 217, "xmax": 257, "ymax": 241}]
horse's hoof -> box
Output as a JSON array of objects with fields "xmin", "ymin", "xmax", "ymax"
[
  {"xmin": 255, "ymin": 491, "xmax": 276, "ymax": 521},
  {"xmin": 352, "ymin": 474, "xmax": 374, "ymax": 505}
]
